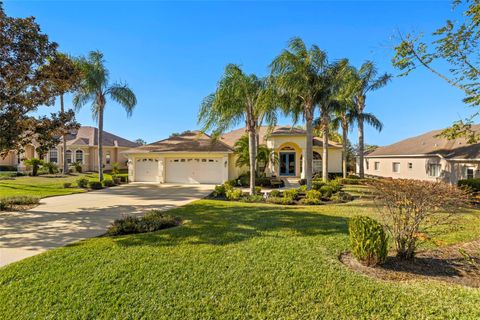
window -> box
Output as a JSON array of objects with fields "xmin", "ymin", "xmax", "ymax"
[
  {"xmin": 392, "ymin": 162, "xmax": 400, "ymax": 173},
  {"xmin": 374, "ymin": 162, "xmax": 380, "ymax": 171},
  {"xmin": 428, "ymin": 163, "xmax": 441, "ymax": 177},
  {"xmin": 408, "ymin": 162, "xmax": 413, "ymax": 169},
  {"xmin": 66, "ymin": 150, "xmax": 72, "ymax": 164},
  {"xmin": 49, "ymin": 148, "xmax": 58, "ymax": 163},
  {"xmin": 465, "ymin": 167, "xmax": 474, "ymax": 179},
  {"xmin": 75, "ymin": 150, "xmax": 83, "ymax": 164},
  {"xmin": 106, "ymin": 153, "xmax": 111, "ymax": 164}
]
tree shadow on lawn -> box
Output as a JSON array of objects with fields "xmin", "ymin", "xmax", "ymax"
[{"xmin": 112, "ymin": 202, "xmax": 349, "ymax": 248}]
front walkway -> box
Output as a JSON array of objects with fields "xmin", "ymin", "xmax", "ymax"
[{"xmin": 0, "ymin": 183, "xmax": 213, "ymax": 267}]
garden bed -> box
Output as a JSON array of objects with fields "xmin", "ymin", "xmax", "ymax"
[{"xmin": 340, "ymin": 239, "xmax": 480, "ymax": 288}]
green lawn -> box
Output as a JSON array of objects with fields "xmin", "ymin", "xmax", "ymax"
[
  {"xmin": 0, "ymin": 172, "xmax": 111, "ymax": 198},
  {"xmin": 0, "ymin": 195, "xmax": 479, "ymax": 319}
]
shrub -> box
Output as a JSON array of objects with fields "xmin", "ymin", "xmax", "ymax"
[
  {"xmin": 0, "ymin": 196, "xmax": 40, "ymax": 211},
  {"xmin": 305, "ymin": 189, "xmax": 322, "ymax": 200},
  {"xmin": 240, "ymin": 194, "xmax": 264, "ymax": 203},
  {"xmin": 326, "ymin": 180, "xmax": 342, "ymax": 192},
  {"xmin": 458, "ymin": 178, "xmax": 480, "ymax": 192},
  {"xmin": 77, "ymin": 177, "xmax": 89, "ymax": 188},
  {"xmin": 371, "ymin": 179, "xmax": 470, "ymax": 260},
  {"xmin": 88, "ymin": 181, "xmax": 103, "ymax": 190},
  {"xmin": 44, "ymin": 162, "xmax": 59, "ymax": 174},
  {"xmin": 226, "ymin": 188, "xmax": 243, "ymax": 201},
  {"xmin": 298, "ymin": 178, "xmax": 306, "ymax": 186},
  {"xmin": 0, "ymin": 165, "xmax": 17, "ymax": 172},
  {"xmin": 213, "ymin": 184, "xmax": 227, "ymax": 198},
  {"xmin": 298, "ymin": 185, "xmax": 307, "ymax": 192},
  {"xmin": 266, "ymin": 196, "xmax": 295, "ymax": 205},
  {"xmin": 349, "ymin": 216, "xmax": 388, "ymax": 267},
  {"xmin": 103, "ymin": 179, "xmax": 115, "ymax": 187},
  {"xmin": 283, "ymin": 189, "xmax": 299, "ymax": 200},
  {"xmin": 72, "ymin": 162, "xmax": 82, "ymax": 173},
  {"xmin": 312, "ymin": 180, "xmax": 326, "ymax": 191},
  {"xmin": 269, "ymin": 190, "xmax": 281, "ymax": 198},
  {"xmin": 113, "ymin": 177, "xmax": 121, "ymax": 185},
  {"xmin": 319, "ymin": 186, "xmax": 334, "ymax": 199},
  {"xmin": 299, "ymin": 198, "xmax": 321, "ymax": 205},
  {"xmin": 255, "ymin": 177, "xmax": 272, "ymax": 187},
  {"xmin": 111, "ymin": 162, "xmax": 121, "ymax": 175},
  {"xmin": 331, "ymin": 191, "xmax": 354, "ymax": 202},
  {"xmin": 224, "ymin": 179, "xmax": 237, "ymax": 189},
  {"xmin": 254, "ymin": 186, "xmax": 262, "ymax": 195},
  {"xmin": 116, "ymin": 174, "xmax": 129, "ymax": 183},
  {"xmin": 237, "ymin": 173, "xmax": 250, "ymax": 186},
  {"xmin": 63, "ymin": 182, "xmax": 72, "ymax": 188},
  {"xmin": 107, "ymin": 211, "xmax": 180, "ymax": 236}
]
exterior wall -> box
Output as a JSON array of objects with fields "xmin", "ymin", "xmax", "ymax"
[
  {"xmin": 0, "ymin": 151, "xmax": 16, "ymax": 167},
  {"xmin": 363, "ymin": 156, "xmax": 448, "ymax": 182},
  {"xmin": 228, "ymin": 154, "xmax": 249, "ymax": 180}
]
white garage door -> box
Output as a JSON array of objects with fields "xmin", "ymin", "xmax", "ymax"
[
  {"xmin": 135, "ymin": 158, "xmax": 159, "ymax": 182},
  {"xmin": 166, "ymin": 157, "xmax": 223, "ymax": 184}
]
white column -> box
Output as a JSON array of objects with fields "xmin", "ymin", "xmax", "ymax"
[
  {"xmin": 301, "ymin": 150, "xmax": 306, "ymax": 179},
  {"xmin": 158, "ymin": 157, "xmax": 166, "ymax": 183}
]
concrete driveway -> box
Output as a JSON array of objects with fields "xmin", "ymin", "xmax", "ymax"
[{"xmin": 0, "ymin": 183, "xmax": 213, "ymax": 267}]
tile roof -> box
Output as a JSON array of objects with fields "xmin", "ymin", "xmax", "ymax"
[
  {"xmin": 220, "ymin": 126, "xmax": 342, "ymax": 148},
  {"xmin": 124, "ymin": 131, "xmax": 233, "ymax": 154},
  {"xmin": 63, "ymin": 126, "xmax": 139, "ymax": 148},
  {"xmin": 367, "ymin": 125, "xmax": 480, "ymax": 159}
]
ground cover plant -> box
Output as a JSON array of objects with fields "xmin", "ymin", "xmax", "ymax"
[
  {"xmin": 0, "ymin": 197, "xmax": 479, "ymax": 318},
  {"xmin": 106, "ymin": 210, "xmax": 181, "ymax": 236}
]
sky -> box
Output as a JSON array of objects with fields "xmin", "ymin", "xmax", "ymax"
[{"xmin": 3, "ymin": 0, "xmax": 471, "ymax": 146}]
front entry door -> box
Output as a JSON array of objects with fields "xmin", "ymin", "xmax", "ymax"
[{"xmin": 280, "ymin": 152, "xmax": 296, "ymax": 176}]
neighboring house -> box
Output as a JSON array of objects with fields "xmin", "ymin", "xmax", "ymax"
[
  {"xmin": 0, "ymin": 126, "xmax": 139, "ymax": 172},
  {"xmin": 360, "ymin": 125, "xmax": 480, "ymax": 184},
  {"xmin": 124, "ymin": 126, "xmax": 343, "ymax": 184}
]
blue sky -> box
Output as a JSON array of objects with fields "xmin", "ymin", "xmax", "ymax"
[{"xmin": 4, "ymin": 1, "xmax": 469, "ymax": 146}]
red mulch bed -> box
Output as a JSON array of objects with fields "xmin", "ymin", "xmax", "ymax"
[{"xmin": 340, "ymin": 239, "xmax": 480, "ymax": 288}]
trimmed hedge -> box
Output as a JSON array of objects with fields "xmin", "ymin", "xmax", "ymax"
[
  {"xmin": 107, "ymin": 210, "xmax": 181, "ymax": 236},
  {"xmin": 0, "ymin": 196, "xmax": 40, "ymax": 211},
  {"xmin": 88, "ymin": 181, "xmax": 103, "ymax": 190},
  {"xmin": 458, "ymin": 178, "xmax": 480, "ymax": 192},
  {"xmin": 349, "ymin": 216, "xmax": 388, "ymax": 266},
  {"xmin": 77, "ymin": 177, "xmax": 89, "ymax": 188}
]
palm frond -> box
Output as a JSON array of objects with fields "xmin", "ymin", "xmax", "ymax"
[
  {"xmin": 362, "ymin": 112, "xmax": 383, "ymax": 132},
  {"xmin": 106, "ymin": 82, "xmax": 137, "ymax": 116}
]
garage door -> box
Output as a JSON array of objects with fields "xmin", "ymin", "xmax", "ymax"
[
  {"xmin": 135, "ymin": 158, "xmax": 159, "ymax": 182},
  {"xmin": 166, "ymin": 158, "xmax": 223, "ymax": 184}
]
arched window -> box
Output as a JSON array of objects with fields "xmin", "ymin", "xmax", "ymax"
[
  {"xmin": 75, "ymin": 150, "xmax": 83, "ymax": 164},
  {"xmin": 66, "ymin": 150, "xmax": 72, "ymax": 164},
  {"xmin": 49, "ymin": 148, "xmax": 58, "ymax": 163}
]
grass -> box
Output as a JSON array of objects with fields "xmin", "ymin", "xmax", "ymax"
[
  {"xmin": 0, "ymin": 191, "xmax": 479, "ymax": 319},
  {"xmin": 0, "ymin": 172, "xmax": 112, "ymax": 198}
]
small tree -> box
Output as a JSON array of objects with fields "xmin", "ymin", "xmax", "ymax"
[
  {"xmin": 371, "ymin": 179, "xmax": 470, "ymax": 260},
  {"xmin": 24, "ymin": 158, "xmax": 44, "ymax": 176}
]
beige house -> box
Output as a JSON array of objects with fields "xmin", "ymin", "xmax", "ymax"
[
  {"xmin": 124, "ymin": 126, "xmax": 343, "ymax": 184},
  {"xmin": 0, "ymin": 126, "xmax": 139, "ymax": 172},
  {"xmin": 360, "ymin": 125, "xmax": 480, "ymax": 184}
]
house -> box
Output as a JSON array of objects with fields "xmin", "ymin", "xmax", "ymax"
[
  {"xmin": 124, "ymin": 126, "xmax": 343, "ymax": 184},
  {"xmin": 361, "ymin": 125, "xmax": 480, "ymax": 184},
  {"xmin": 0, "ymin": 126, "xmax": 139, "ymax": 172}
]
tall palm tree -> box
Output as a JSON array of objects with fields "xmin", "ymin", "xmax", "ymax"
[
  {"xmin": 73, "ymin": 51, "xmax": 137, "ymax": 181},
  {"xmin": 351, "ymin": 61, "xmax": 391, "ymax": 178},
  {"xmin": 270, "ymin": 37, "xmax": 331, "ymax": 188},
  {"xmin": 233, "ymin": 135, "xmax": 278, "ymax": 176},
  {"xmin": 198, "ymin": 64, "xmax": 276, "ymax": 195}
]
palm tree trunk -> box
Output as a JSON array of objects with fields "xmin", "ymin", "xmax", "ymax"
[
  {"xmin": 305, "ymin": 110, "xmax": 313, "ymax": 190},
  {"xmin": 248, "ymin": 129, "xmax": 257, "ymax": 195},
  {"xmin": 358, "ymin": 111, "xmax": 365, "ymax": 178},
  {"xmin": 98, "ymin": 105, "xmax": 104, "ymax": 182},
  {"xmin": 321, "ymin": 112, "xmax": 329, "ymax": 182},
  {"xmin": 60, "ymin": 93, "xmax": 68, "ymax": 174},
  {"xmin": 342, "ymin": 121, "xmax": 348, "ymax": 179}
]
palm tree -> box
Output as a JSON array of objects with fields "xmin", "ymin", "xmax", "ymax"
[
  {"xmin": 73, "ymin": 51, "xmax": 137, "ymax": 181},
  {"xmin": 351, "ymin": 61, "xmax": 391, "ymax": 178},
  {"xmin": 270, "ymin": 37, "xmax": 331, "ymax": 188},
  {"xmin": 233, "ymin": 135, "xmax": 278, "ymax": 176},
  {"xmin": 198, "ymin": 64, "xmax": 276, "ymax": 195}
]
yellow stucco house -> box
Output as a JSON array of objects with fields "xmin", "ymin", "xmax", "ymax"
[
  {"xmin": 124, "ymin": 126, "xmax": 343, "ymax": 184},
  {"xmin": 0, "ymin": 126, "xmax": 139, "ymax": 172}
]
